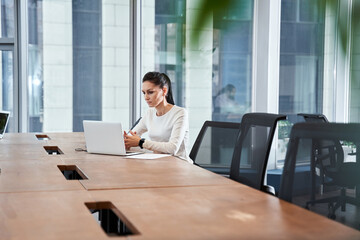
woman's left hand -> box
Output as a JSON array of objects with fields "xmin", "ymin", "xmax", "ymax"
[{"xmin": 124, "ymin": 130, "xmax": 141, "ymax": 149}]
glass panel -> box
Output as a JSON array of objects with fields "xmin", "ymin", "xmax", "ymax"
[
  {"xmin": 0, "ymin": 50, "xmax": 14, "ymax": 132},
  {"xmin": 27, "ymin": 0, "xmax": 130, "ymax": 132},
  {"xmin": 212, "ymin": 0, "xmax": 253, "ymax": 122},
  {"xmin": 0, "ymin": 0, "xmax": 14, "ymax": 38},
  {"xmin": 276, "ymin": 0, "xmax": 326, "ymax": 168},
  {"xmin": 279, "ymin": 0, "xmax": 325, "ymax": 115},
  {"xmin": 141, "ymin": 0, "xmax": 253, "ymax": 145},
  {"xmin": 195, "ymin": 126, "xmax": 240, "ymax": 168}
]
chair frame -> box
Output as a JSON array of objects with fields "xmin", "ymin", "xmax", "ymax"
[{"xmin": 229, "ymin": 113, "xmax": 286, "ymax": 192}]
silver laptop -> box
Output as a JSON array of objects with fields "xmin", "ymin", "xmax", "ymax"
[
  {"xmin": 0, "ymin": 111, "xmax": 10, "ymax": 139},
  {"xmin": 83, "ymin": 120, "xmax": 142, "ymax": 156}
]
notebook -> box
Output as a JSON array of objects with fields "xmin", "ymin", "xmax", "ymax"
[
  {"xmin": 0, "ymin": 111, "xmax": 10, "ymax": 139},
  {"xmin": 83, "ymin": 120, "xmax": 142, "ymax": 156}
]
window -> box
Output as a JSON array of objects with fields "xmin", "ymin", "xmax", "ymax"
[
  {"xmin": 279, "ymin": 0, "xmax": 325, "ymax": 115},
  {"xmin": 6, "ymin": 0, "xmax": 355, "ymax": 147},
  {"xmin": 27, "ymin": 0, "xmax": 130, "ymax": 132},
  {"xmin": 141, "ymin": 0, "xmax": 254, "ymax": 146},
  {"xmin": 276, "ymin": 0, "xmax": 326, "ymax": 167},
  {"xmin": 0, "ymin": 0, "xmax": 15, "ymax": 132}
]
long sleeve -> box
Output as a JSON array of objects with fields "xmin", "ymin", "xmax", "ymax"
[
  {"xmin": 143, "ymin": 111, "xmax": 187, "ymax": 155},
  {"xmin": 132, "ymin": 117, "xmax": 147, "ymax": 137},
  {"xmin": 134, "ymin": 106, "xmax": 192, "ymax": 163}
]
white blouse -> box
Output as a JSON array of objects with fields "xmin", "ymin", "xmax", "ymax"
[{"xmin": 133, "ymin": 105, "xmax": 192, "ymax": 163}]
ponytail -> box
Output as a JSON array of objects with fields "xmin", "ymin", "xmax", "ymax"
[
  {"xmin": 161, "ymin": 73, "xmax": 175, "ymax": 105},
  {"xmin": 142, "ymin": 72, "xmax": 175, "ymax": 105}
]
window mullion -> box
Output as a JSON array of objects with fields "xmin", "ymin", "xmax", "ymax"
[
  {"xmin": 130, "ymin": 0, "xmax": 142, "ymax": 127},
  {"xmin": 16, "ymin": 0, "xmax": 28, "ymax": 132}
]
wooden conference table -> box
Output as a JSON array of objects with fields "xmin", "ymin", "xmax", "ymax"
[{"xmin": 0, "ymin": 132, "xmax": 359, "ymax": 239}]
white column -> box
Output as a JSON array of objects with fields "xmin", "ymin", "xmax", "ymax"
[
  {"xmin": 323, "ymin": 1, "xmax": 338, "ymax": 121},
  {"xmin": 252, "ymin": 0, "xmax": 281, "ymax": 170},
  {"xmin": 42, "ymin": 0, "xmax": 73, "ymax": 132},
  {"xmin": 252, "ymin": 0, "xmax": 281, "ymax": 114},
  {"xmin": 185, "ymin": 0, "xmax": 213, "ymax": 146},
  {"xmin": 335, "ymin": 0, "xmax": 352, "ymax": 123}
]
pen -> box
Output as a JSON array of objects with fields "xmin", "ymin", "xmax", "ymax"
[{"xmin": 127, "ymin": 117, "xmax": 142, "ymax": 134}]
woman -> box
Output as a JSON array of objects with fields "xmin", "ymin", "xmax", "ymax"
[{"xmin": 124, "ymin": 72, "xmax": 192, "ymax": 163}]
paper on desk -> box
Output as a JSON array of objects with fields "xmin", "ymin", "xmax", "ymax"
[{"xmin": 125, "ymin": 153, "xmax": 171, "ymax": 159}]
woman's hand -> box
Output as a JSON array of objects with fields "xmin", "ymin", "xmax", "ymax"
[{"xmin": 124, "ymin": 130, "xmax": 141, "ymax": 149}]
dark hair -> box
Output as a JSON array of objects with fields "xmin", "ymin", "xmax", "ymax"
[{"xmin": 142, "ymin": 72, "xmax": 175, "ymax": 105}]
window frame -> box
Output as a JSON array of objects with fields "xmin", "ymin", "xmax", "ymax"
[{"xmin": 0, "ymin": 0, "xmax": 19, "ymax": 132}]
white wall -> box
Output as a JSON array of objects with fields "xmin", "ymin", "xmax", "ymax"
[{"xmin": 102, "ymin": 0, "xmax": 130, "ymax": 130}]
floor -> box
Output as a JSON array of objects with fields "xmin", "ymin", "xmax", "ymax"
[{"xmin": 293, "ymin": 188, "xmax": 360, "ymax": 230}]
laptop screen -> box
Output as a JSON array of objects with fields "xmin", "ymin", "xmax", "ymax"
[{"xmin": 0, "ymin": 111, "xmax": 10, "ymax": 136}]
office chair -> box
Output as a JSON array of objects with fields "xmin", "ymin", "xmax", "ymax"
[
  {"xmin": 279, "ymin": 122, "xmax": 360, "ymax": 221},
  {"xmin": 298, "ymin": 113, "xmax": 328, "ymax": 123},
  {"xmin": 189, "ymin": 121, "xmax": 241, "ymax": 175},
  {"xmin": 298, "ymin": 113, "xmax": 348, "ymax": 214},
  {"xmin": 229, "ymin": 113, "xmax": 286, "ymax": 194},
  {"xmin": 297, "ymin": 113, "xmax": 332, "ymax": 203}
]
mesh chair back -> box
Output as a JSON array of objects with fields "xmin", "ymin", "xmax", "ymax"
[
  {"xmin": 279, "ymin": 122, "xmax": 360, "ymax": 210},
  {"xmin": 190, "ymin": 121, "xmax": 241, "ymax": 175},
  {"xmin": 229, "ymin": 113, "xmax": 286, "ymax": 190},
  {"xmin": 297, "ymin": 113, "xmax": 343, "ymax": 172}
]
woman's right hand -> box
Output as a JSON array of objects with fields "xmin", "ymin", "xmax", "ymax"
[{"xmin": 124, "ymin": 130, "xmax": 141, "ymax": 149}]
